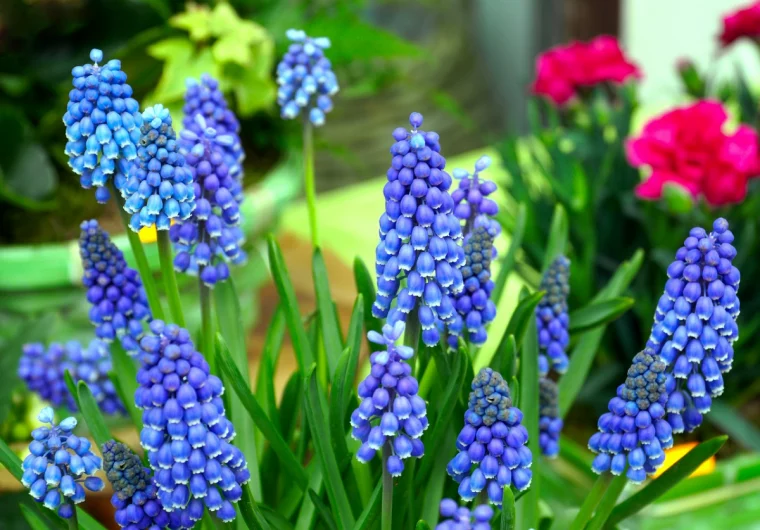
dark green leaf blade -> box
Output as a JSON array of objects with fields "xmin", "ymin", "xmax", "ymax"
[
  {"xmin": 504, "ymin": 291, "xmax": 545, "ymax": 346},
  {"xmin": 415, "ymin": 521, "xmax": 432, "ymax": 530},
  {"xmin": 493, "ymin": 203, "xmax": 527, "ymax": 303},
  {"xmin": 109, "ymin": 342, "xmax": 142, "ymax": 431},
  {"xmin": 313, "ymin": 248, "xmax": 343, "ymax": 376},
  {"xmin": 255, "ymin": 304, "xmax": 286, "ymax": 429},
  {"xmin": 501, "ymin": 487, "xmax": 516, "ymax": 530},
  {"xmin": 352, "ymin": 482, "xmax": 381, "ymax": 530},
  {"xmin": 238, "ymin": 483, "xmax": 272, "ymax": 530},
  {"xmin": 517, "ymin": 315, "xmax": 540, "ymax": 529},
  {"xmin": 76, "ymin": 381, "xmax": 112, "ymax": 449},
  {"xmin": 20, "ymin": 503, "xmax": 64, "ymax": 530},
  {"xmin": 568, "ymin": 297, "xmax": 634, "ymax": 334},
  {"xmin": 308, "ymin": 488, "xmax": 339, "ymax": 530},
  {"xmin": 707, "ymin": 401, "xmax": 760, "ymax": 451}
]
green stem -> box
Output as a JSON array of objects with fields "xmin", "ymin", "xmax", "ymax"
[
  {"xmin": 569, "ymin": 474, "xmax": 613, "ymax": 530},
  {"xmin": 586, "ymin": 474, "xmax": 627, "ymax": 530},
  {"xmin": 200, "ymin": 280, "xmax": 215, "ymax": 373},
  {"xmin": 66, "ymin": 506, "xmax": 78, "ymax": 530},
  {"xmin": 112, "ymin": 187, "xmax": 166, "ymax": 321},
  {"xmin": 418, "ymin": 359, "xmax": 438, "ymax": 399},
  {"xmin": 157, "ymin": 231, "xmax": 185, "ymax": 326},
  {"xmin": 302, "ymin": 116, "xmax": 319, "ymax": 248},
  {"xmin": 381, "ymin": 443, "xmax": 394, "ymax": 530}
]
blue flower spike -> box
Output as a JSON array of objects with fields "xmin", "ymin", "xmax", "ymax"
[
  {"xmin": 80, "ymin": 220, "xmax": 151, "ymax": 355},
  {"xmin": 122, "ymin": 104, "xmax": 196, "ymax": 231},
  {"xmin": 447, "ymin": 368, "xmax": 532, "ymax": 506},
  {"xmin": 21, "ymin": 407, "xmax": 104, "ymax": 518},
  {"xmin": 538, "ymin": 377, "xmax": 562, "ymax": 458},
  {"xmin": 536, "ymin": 256, "xmax": 571, "ymax": 376},
  {"xmin": 451, "ymin": 155, "xmax": 500, "ymax": 233},
  {"xmin": 588, "ymin": 350, "xmax": 673, "ymax": 483},
  {"xmin": 277, "ymin": 29, "xmax": 339, "ymax": 126},
  {"xmin": 436, "ymin": 498, "xmax": 494, "ymax": 530},
  {"xmin": 64, "ymin": 48, "xmax": 143, "ymax": 203},
  {"xmin": 646, "ymin": 218, "xmax": 740, "ymax": 433},
  {"xmin": 136, "ymin": 320, "xmax": 250, "ymax": 526},
  {"xmin": 351, "ymin": 321, "xmax": 427, "ymax": 476},
  {"xmin": 103, "ymin": 440, "xmax": 181, "ymax": 529},
  {"xmin": 374, "ymin": 112, "xmax": 466, "ymax": 346},
  {"xmin": 19, "ymin": 340, "xmax": 125, "ymax": 416}
]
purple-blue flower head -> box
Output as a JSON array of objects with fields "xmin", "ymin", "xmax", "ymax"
[
  {"xmin": 171, "ymin": 114, "xmax": 246, "ymax": 287},
  {"xmin": 21, "ymin": 407, "xmax": 104, "ymax": 519},
  {"xmin": 80, "ymin": 220, "xmax": 151, "ymax": 354},
  {"xmin": 448, "ymin": 225, "xmax": 497, "ymax": 348},
  {"xmin": 63, "ymin": 48, "xmax": 142, "ymax": 203},
  {"xmin": 536, "ymin": 256, "xmax": 570, "ymax": 376},
  {"xmin": 351, "ymin": 321, "xmax": 427, "ymax": 476},
  {"xmin": 19, "ymin": 340, "xmax": 125, "ymax": 416},
  {"xmin": 436, "ymin": 498, "xmax": 494, "ymax": 530},
  {"xmin": 122, "ymin": 104, "xmax": 196, "ymax": 231},
  {"xmin": 103, "ymin": 440, "xmax": 182, "ymax": 529},
  {"xmin": 135, "ymin": 320, "xmax": 249, "ymax": 525},
  {"xmin": 447, "ymin": 368, "xmax": 532, "ymax": 506},
  {"xmin": 539, "ymin": 377, "xmax": 562, "ymax": 458},
  {"xmin": 451, "ymin": 155, "xmax": 500, "ymax": 231},
  {"xmin": 277, "ymin": 29, "xmax": 339, "ymax": 126},
  {"xmin": 588, "ymin": 350, "xmax": 673, "ymax": 483},
  {"xmin": 374, "ymin": 112, "xmax": 465, "ymax": 347},
  {"xmin": 647, "ymin": 218, "xmax": 739, "ymax": 433}
]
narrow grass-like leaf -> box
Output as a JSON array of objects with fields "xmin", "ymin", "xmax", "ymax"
[
  {"xmin": 592, "ymin": 249, "xmax": 644, "ymax": 303},
  {"xmin": 493, "ymin": 203, "xmax": 527, "ymax": 303},
  {"xmin": 707, "ymin": 402, "xmax": 760, "ymax": 451},
  {"xmin": 343, "ymin": 295, "xmax": 365, "ymax": 408},
  {"xmin": 585, "ymin": 473, "xmax": 627, "ymax": 530},
  {"xmin": 605, "ymin": 436, "xmax": 728, "ymax": 528},
  {"xmin": 260, "ymin": 504, "xmax": 296, "ymax": 530},
  {"xmin": 353, "ymin": 257, "xmax": 382, "ymax": 344},
  {"xmin": 415, "ymin": 521, "xmax": 432, "ymax": 530},
  {"xmin": 309, "ymin": 488, "xmax": 339, "ymax": 530},
  {"xmin": 491, "ymin": 334, "xmax": 517, "ymax": 381},
  {"xmin": 295, "ymin": 463, "xmax": 323, "ymax": 530},
  {"xmin": 541, "ymin": 204, "xmax": 568, "ymax": 273},
  {"xmin": 256, "ymin": 304, "xmax": 286, "ymax": 428},
  {"xmin": 77, "ymin": 381, "xmax": 112, "ymax": 448},
  {"xmin": 313, "ymin": 248, "xmax": 343, "ymax": 376},
  {"xmin": 421, "ymin": 429, "xmax": 452, "ymax": 524},
  {"xmin": 0, "ymin": 436, "xmax": 22, "ymax": 479},
  {"xmin": 238, "ymin": 483, "xmax": 272, "ymax": 530},
  {"xmin": 328, "ymin": 347, "xmax": 352, "ymax": 469},
  {"xmin": 504, "ymin": 290, "xmax": 545, "ymax": 347},
  {"xmin": 568, "ymin": 297, "xmax": 634, "ymax": 334},
  {"xmin": 538, "ymin": 499, "xmax": 554, "ymax": 530},
  {"xmin": 501, "ymin": 487, "xmax": 516, "ymax": 530},
  {"xmin": 517, "ymin": 316, "xmax": 539, "ymax": 530},
  {"xmin": 303, "ymin": 366, "xmax": 356, "ymax": 529},
  {"xmin": 216, "ymin": 334, "xmax": 308, "ymax": 491},
  {"xmin": 279, "ymin": 372, "xmax": 302, "ymax": 443},
  {"xmin": 20, "ymin": 503, "xmax": 63, "ymax": 530},
  {"xmin": 353, "ymin": 482, "xmax": 382, "ymax": 530},
  {"xmin": 109, "ymin": 343, "xmax": 142, "ymax": 430},
  {"xmin": 268, "ymin": 236, "xmax": 314, "ymax": 371},
  {"xmin": 64, "ymin": 370, "xmax": 80, "ymax": 411}
]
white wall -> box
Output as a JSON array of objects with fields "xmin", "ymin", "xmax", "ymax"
[{"xmin": 622, "ymin": 0, "xmax": 760, "ymax": 104}]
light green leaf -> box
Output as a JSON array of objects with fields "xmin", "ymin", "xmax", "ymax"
[
  {"xmin": 149, "ymin": 44, "xmax": 220, "ymax": 104},
  {"xmin": 517, "ymin": 315, "xmax": 540, "ymax": 530},
  {"xmin": 352, "ymin": 482, "xmax": 381, "ymax": 530},
  {"xmin": 313, "ymin": 248, "xmax": 344, "ymax": 377},
  {"xmin": 542, "ymin": 204, "xmax": 568, "ymax": 273},
  {"xmin": 504, "ymin": 290, "xmax": 545, "ymax": 347},
  {"xmin": 491, "ymin": 334, "xmax": 517, "ymax": 382},
  {"xmin": 146, "ymin": 37, "xmax": 194, "ymax": 60},
  {"xmin": 77, "ymin": 381, "xmax": 113, "ymax": 449},
  {"xmin": 209, "ymin": 2, "xmax": 241, "ymax": 36},
  {"xmin": 170, "ymin": 6, "xmax": 212, "ymax": 41},
  {"xmin": 213, "ymin": 36, "xmax": 251, "ymax": 65},
  {"xmin": 568, "ymin": 297, "xmax": 634, "ymax": 334},
  {"xmin": 233, "ymin": 72, "xmax": 277, "ymax": 116},
  {"xmin": 255, "ymin": 304, "xmax": 286, "ymax": 436},
  {"xmin": 109, "ymin": 343, "xmax": 142, "ymax": 431},
  {"xmin": 238, "ymin": 483, "xmax": 272, "ymax": 530},
  {"xmin": 501, "ymin": 487, "xmax": 516, "ymax": 530},
  {"xmin": 415, "ymin": 522, "xmax": 432, "ymax": 530}
]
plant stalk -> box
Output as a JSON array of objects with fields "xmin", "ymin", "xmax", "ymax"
[
  {"xmin": 200, "ymin": 280, "xmax": 215, "ymax": 373},
  {"xmin": 66, "ymin": 506, "xmax": 78, "ymax": 530},
  {"xmin": 157, "ymin": 230, "xmax": 185, "ymax": 326},
  {"xmin": 302, "ymin": 116, "xmax": 319, "ymax": 248},
  {"xmin": 569, "ymin": 473, "xmax": 612, "ymax": 530},
  {"xmin": 586, "ymin": 474, "xmax": 627, "ymax": 530},
  {"xmin": 381, "ymin": 443, "xmax": 394, "ymax": 530}
]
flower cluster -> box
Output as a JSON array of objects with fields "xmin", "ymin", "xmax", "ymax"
[
  {"xmin": 627, "ymin": 100, "xmax": 759, "ymax": 206},
  {"xmin": 276, "ymin": 29, "xmax": 339, "ymax": 126},
  {"xmin": 451, "ymin": 155, "xmax": 500, "ymax": 233},
  {"xmin": 171, "ymin": 115, "xmax": 246, "ymax": 287},
  {"xmin": 181, "ymin": 75, "xmax": 245, "ymax": 203},
  {"xmin": 136, "ymin": 320, "xmax": 250, "ymax": 525},
  {"xmin": 447, "ymin": 225, "xmax": 497, "ymax": 348},
  {"xmin": 447, "ymin": 368, "xmax": 532, "ymax": 506},
  {"xmin": 374, "ymin": 112, "xmax": 465, "ymax": 346},
  {"xmin": 536, "ymin": 255, "xmax": 571, "ymax": 376},
  {"xmin": 19, "ymin": 340, "xmax": 124, "ymax": 416},
  {"xmin": 436, "ymin": 499, "xmax": 493, "ymax": 530},
  {"xmin": 538, "ymin": 377, "xmax": 562, "ymax": 458},
  {"xmin": 80, "ymin": 219, "xmax": 151, "ymax": 354},
  {"xmin": 719, "ymin": 1, "xmax": 760, "ymax": 47},
  {"xmin": 122, "ymin": 104, "xmax": 196, "ymax": 231},
  {"xmin": 64, "ymin": 48, "xmax": 142, "ymax": 203},
  {"xmin": 646, "ymin": 218, "xmax": 740, "ymax": 432},
  {"xmin": 21, "ymin": 408, "xmax": 104, "ymax": 518},
  {"xmin": 103, "ymin": 440, "xmax": 181, "ymax": 529},
  {"xmin": 588, "ymin": 350, "xmax": 674, "ymax": 483},
  {"xmin": 532, "ymin": 35, "xmax": 641, "ymax": 106},
  {"xmin": 351, "ymin": 322, "xmax": 427, "ymax": 476}
]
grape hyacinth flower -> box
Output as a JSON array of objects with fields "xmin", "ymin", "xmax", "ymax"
[
  {"xmin": 136, "ymin": 320, "xmax": 250, "ymax": 525},
  {"xmin": 451, "ymin": 155, "xmax": 500, "ymax": 235},
  {"xmin": 19, "ymin": 340, "xmax": 125, "ymax": 416},
  {"xmin": 588, "ymin": 350, "xmax": 674, "ymax": 483},
  {"xmin": 21, "ymin": 407, "xmax": 105, "ymax": 518},
  {"xmin": 447, "ymin": 368, "xmax": 532, "ymax": 506},
  {"xmin": 276, "ymin": 29, "xmax": 339, "ymax": 126},
  {"xmin": 536, "ymin": 256, "xmax": 571, "ymax": 376},
  {"xmin": 351, "ymin": 321, "xmax": 427, "ymax": 476},
  {"xmin": 122, "ymin": 104, "xmax": 196, "ymax": 231},
  {"xmin": 538, "ymin": 377, "xmax": 562, "ymax": 458},
  {"xmin": 646, "ymin": 218, "xmax": 740, "ymax": 433},
  {"xmin": 64, "ymin": 48, "xmax": 142, "ymax": 203},
  {"xmin": 171, "ymin": 115, "xmax": 246, "ymax": 287},
  {"xmin": 181, "ymin": 75, "xmax": 245, "ymax": 202},
  {"xmin": 436, "ymin": 498, "xmax": 494, "ymax": 530},
  {"xmin": 80, "ymin": 219, "xmax": 151, "ymax": 354},
  {"xmin": 374, "ymin": 112, "xmax": 465, "ymax": 346},
  {"xmin": 103, "ymin": 440, "xmax": 181, "ymax": 529},
  {"xmin": 447, "ymin": 225, "xmax": 497, "ymax": 348}
]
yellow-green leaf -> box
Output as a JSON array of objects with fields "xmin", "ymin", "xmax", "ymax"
[
  {"xmin": 213, "ymin": 36, "xmax": 251, "ymax": 65},
  {"xmin": 170, "ymin": 6, "xmax": 212, "ymax": 41}
]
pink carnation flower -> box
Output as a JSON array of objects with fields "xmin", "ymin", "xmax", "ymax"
[
  {"xmin": 627, "ymin": 100, "xmax": 759, "ymax": 206},
  {"xmin": 720, "ymin": 1, "xmax": 760, "ymax": 47},
  {"xmin": 532, "ymin": 35, "xmax": 641, "ymax": 106}
]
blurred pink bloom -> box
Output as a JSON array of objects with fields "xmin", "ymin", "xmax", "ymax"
[
  {"xmin": 627, "ymin": 100, "xmax": 760, "ymax": 206},
  {"xmin": 532, "ymin": 35, "xmax": 641, "ymax": 106},
  {"xmin": 720, "ymin": 1, "xmax": 760, "ymax": 47}
]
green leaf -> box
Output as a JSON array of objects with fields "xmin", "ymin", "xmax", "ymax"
[
  {"xmin": 20, "ymin": 503, "xmax": 63, "ymax": 530},
  {"xmin": 707, "ymin": 402, "xmax": 760, "ymax": 451},
  {"xmin": 415, "ymin": 522, "xmax": 432, "ymax": 530},
  {"xmin": 0, "ymin": 143, "xmax": 58, "ymax": 209},
  {"xmin": 109, "ymin": 343, "xmax": 142, "ymax": 431},
  {"xmin": 504, "ymin": 291, "xmax": 545, "ymax": 346},
  {"xmin": 209, "ymin": 2, "xmax": 242, "ymax": 36},
  {"xmin": 501, "ymin": 487, "xmax": 516, "ymax": 530},
  {"xmin": 308, "ymin": 489, "xmax": 339, "ymax": 530},
  {"xmin": 421, "ymin": 429, "xmax": 454, "ymax": 524},
  {"xmin": 313, "ymin": 248, "xmax": 343, "ymax": 377},
  {"xmin": 491, "ymin": 334, "xmax": 517, "ymax": 381},
  {"xmin": 605, "ymin": 436, "xmax": 728, "ymax": 528},
  {"xmin": 0, "ymin": 436, "xmax": 22, "ymax": 479},
  {"xmin": 353, "ymin": 257, "xmax": 382, "ymax": 345},
  {"xmin": 295, "ymin": 463, "xmax": 323, "ymax": 530},
  {"xmin": 585, "ymin": 474, "xmax": 627, "ymax": 530},
  {"xmin": 216, "ymin": 334, "xmax": 309, "ymax": 491},
  {"xmin": 77, "ymin": 381, "xmax": 113, "ymax": 449},
  {"xmin": 541, "ymin": 204, "xmax": 568, "ymax": 272},
  {"xmin": 268, "ymin": 236, "xmax": 315, "ymax": 371},
  {"xmin": 64, "ymin": 370, "xmax": 81, "ymax": 411},
  {"xmin": 353, "ymin": 482, "xmax": 382, "ymax": 530},
  {"xmin": 238, "ymin": 483, "xmax": 272, "ymax": 530},
  {"xmin": 170, "ymin": 6, "xmax": 212, "ymax": 41},
  {"xmin": 213, "ymin": 36, "xmax": 251, "ymax": 65},
  {"xmin": 493, "ymin": 203, "xmax": 526, "ymax": 303},
  {"xmin": 148, "ymin": 41, "xmax": 220, "ymax": 104},
  {"xmin": 517, "ymin": 315, "xmax": 540, "ymax": 530},
  {"xmin": 568, "ymin": 297, "xmax": 634, "ymax": 334},
  {"xmin": 255, "ymin": 304, "xmax": 286, "ymax": 436},
  {"xmin": 302, "ymin": 366, "xmax": 356, "ymax": 529},
  {"xmin": 233, "ymin": 68, "xmax": 277, "ymax": 116}
]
